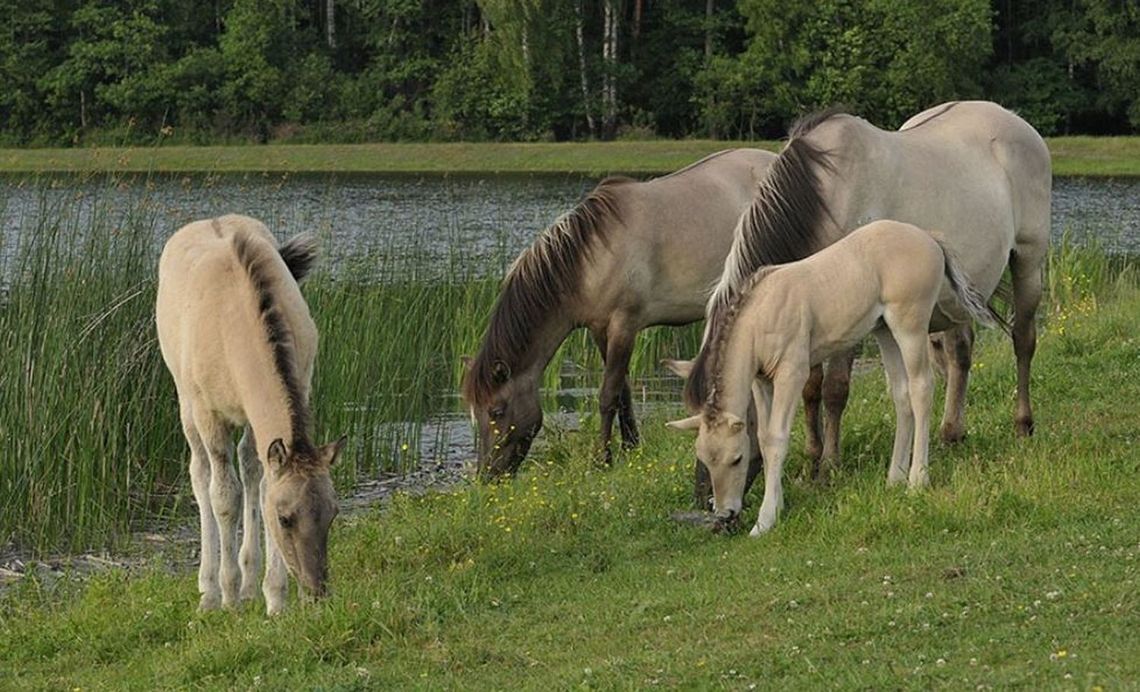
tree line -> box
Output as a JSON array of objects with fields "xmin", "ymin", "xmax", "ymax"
[{"xmin": 1, "ymin": 0, "xmax": 1137, "ymax": 146}]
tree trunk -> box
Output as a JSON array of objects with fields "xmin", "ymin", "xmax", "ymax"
[
  {"xmin": 326, "ymin": 0, "xmax": 336, "ymax": 49},
  {"xmin": 602, "ymin": 0, "xmax": 619, "ymax": 139},
  {"xmin": 575, "ymin": 0, "xmax": 596, "ymax": 138},
  {"xmin": 705, "ymin": 0, "xmax": 714, "ymax": 61}
]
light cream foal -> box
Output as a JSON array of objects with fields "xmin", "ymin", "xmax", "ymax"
[
  {"xmin": 669, "ymin": 220, "xmax": 1002, "ymax": 537},
  {"xmin": 156, "ymin": 214, "xmax": 344, "ymax": 614}
]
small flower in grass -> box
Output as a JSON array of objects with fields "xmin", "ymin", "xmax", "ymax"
[{"xmin": 1049, "ymin": 649, "xmax": 1068, "ymax": 661}]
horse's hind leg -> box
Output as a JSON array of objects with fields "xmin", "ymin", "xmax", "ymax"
[
  {"xmin": 934, "ymin": 324, "xmax": 974, "ymax": 443},
  {"xmin": 898, "ymin": 331, "xmax": 934, "ymax": 489},
  {"xmin": 181, "ymin": 403, "xmax": 221, "ymax": 611},
  {"xmin": 875, "ymin": 330, "xmax": 916, "ymax": 486},
  {"xmin": 1011, "ymin": 245, "xmax": 1045, "ymax": 436},
  {"xmin": 801, "ymin": 365, "xmax": 825, "ymax": 467},
  {"xmin": 816, "ymin": 350, "xmax": 856, "ymax": 484},
  {"xmin": 237, "ymin": 426, "xmax": 263, "ymax": 604}
]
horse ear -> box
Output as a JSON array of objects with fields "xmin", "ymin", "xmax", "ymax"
[
  {"xmin": 319, "ymin": 435, "xmax": 348, "ymax": 467},
  {"xmin": 665, "ymin": 415, "xmax": 701, "ymax": 434},
  {"xmin": 661, "ymin": 358, "xmax": 694, "ymax": 379},
  {"xmin": 492, "ymin": 360, "xmax": 511, "ymax": 383},
  {"xmin": 721, "ymin": 413, "xmax": 746, "ymax": 434},
  {"xmin": 267, "ymin": 439, "xmax": 288, "ymax": 470}
]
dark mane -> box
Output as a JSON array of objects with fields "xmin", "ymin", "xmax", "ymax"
[
  {"xmin": 232, "ymin": 231, "xmax": 315, "ymax": 456},
  {"xmin": 695, "ymin": 265, "xmax": 783, "ymax": 414},
  {"xmin": 462, "ymin": 177, "xmax": 632, "ymax": 406},
  {"xmin": 684, "ymin": 107, "xmax": 844, "ymax": 410}
]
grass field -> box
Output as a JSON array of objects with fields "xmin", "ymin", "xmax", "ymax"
[
  {"xmin": 0, "ymin": 137, "xmax": 1138, "ymax": 176},
  {"xmin": 1, "ymin": 241, "xmax": 1137, "ymax": 688}
]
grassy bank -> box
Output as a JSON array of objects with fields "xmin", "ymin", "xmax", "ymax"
[
  {"xmin": 1, "ymin": 241, "xmax": 1137, "ymax": 687},
  {"xmin": 1, "ymin": 137, "xmax": 1138, "ymax": 176}
]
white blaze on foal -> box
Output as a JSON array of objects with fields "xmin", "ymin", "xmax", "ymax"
[
  {"xmin": 669, "ymin": 220, "xmax": 1005, "ymax": 537},
  {"xmin": 156, "ymin": 214, "xmax": 345, "ymax": 614}
]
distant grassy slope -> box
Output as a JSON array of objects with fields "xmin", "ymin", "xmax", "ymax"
[{"xmin": 0, "ymin": 137, "xmax": 1135, "ymax": 176}]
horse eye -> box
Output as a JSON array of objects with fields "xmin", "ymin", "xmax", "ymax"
[
  {"xmin": 490, "ymin": 406, "xmax": 506, "ymax": 419},
  {"xmin": 278, "ymin": 514, "xmax": 295, "ymax": 529},
  {"xmin": 731, "ymin": 455, "xmax": 743, "ymax": 467}
]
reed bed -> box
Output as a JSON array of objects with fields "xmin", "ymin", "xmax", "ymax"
[{"xmin": 0, "ymin": 176, "xmax": 704, "ymax": 554}]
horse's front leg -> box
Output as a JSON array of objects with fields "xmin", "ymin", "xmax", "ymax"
[
  {"xmin": 595, "ymin": 326, "xmax": 636, "ymax": 464},
  {"xmin": 816, "ymin": 350, "xmax": 856, "ymax": 484},
  {"xmin": 752, "ymin": 372, "xmax": 800, "ymax": 536},
  {"xmin": 935, "ymin": 323, "xmax": 974, "ymax": 443},
  {"xmin": 237, "ymin": 426, "xmax": 263, "ymax": 604}
]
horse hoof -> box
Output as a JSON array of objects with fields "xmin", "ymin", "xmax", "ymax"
[
  {"xmin": 1016, "ymin": 418, "xmax": 1034, "ymax": 437},
  {"xmin": 749, "ymin": 522, "xmax": 773, "ymax": 538},
  {"xmin": 940, "ymin": 425, "xmax": 966, "ymax": 444},
  {"xmin": 198, "ymin": 593, "xmax": 222, "ymax": 611}
]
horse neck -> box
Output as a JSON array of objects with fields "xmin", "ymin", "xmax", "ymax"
[
  {"xmin": 511, "ymin": 308, "xmax": 577, "ymax": 384},
  {"xmin": 714, "ymin": 319, "xmax": 759, "ymax": 418},
  {"xmin": 239, "ymin": 354, "xmax": 311, "ymax": 458}
]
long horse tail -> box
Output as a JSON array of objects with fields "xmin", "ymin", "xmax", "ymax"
[
  {"xmin": 934, "ymin": 237, "xmax": 1011, "ymax": 334},
  {"xmin": 278, "ymin": 233, "xmax": 319, "ymax": 282}
]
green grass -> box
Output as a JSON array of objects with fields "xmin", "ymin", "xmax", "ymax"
[
  {"xmin": 1, "ymin": 238, "xmax": 1137, "ymax": 687},
  {"xmin": 0, "ymin": 137, "xmax": 1137, "ymax": 176}
]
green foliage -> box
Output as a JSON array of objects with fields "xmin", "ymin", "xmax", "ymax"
[{"xmin": 714, "ymin": 0, "xmax": 991, "ymax": 133}]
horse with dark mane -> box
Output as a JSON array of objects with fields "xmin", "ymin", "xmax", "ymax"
[
  {"xmin": 684, "ymin": 101, "xmax": 1051, "ymax": 484},
  {"xmin": 462, "ymin": 149, "xmax": 776, "ymax": 479}
]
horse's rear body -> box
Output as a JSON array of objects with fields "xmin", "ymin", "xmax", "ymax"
[{"xmin": 804, "ymin": 101, "xmax": 1050, "ymax": 311}]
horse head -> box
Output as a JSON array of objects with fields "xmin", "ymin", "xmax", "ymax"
[
  {"xmin": 461, "ymin": 357, "xmax": 543, "ymax": 481},
  {"xmin": 264, "ymin": 436, "xmax": 345, "ymax": 599},
  {"xmin": 667, "ymin": 412, "xmax": 750, "ymax": 522}
]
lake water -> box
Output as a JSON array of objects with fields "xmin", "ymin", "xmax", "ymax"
[{"xmin": 2, "ymin": 174, "xmax": 1138, "ymax": 276}]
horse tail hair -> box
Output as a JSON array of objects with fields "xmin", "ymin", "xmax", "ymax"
[
  {"xmin": 278, "ymin": 233, "xmax": 319, "ymax": 282},
  {"xmin": 936, "ymin": 238, "xmax": 1011, "ymax": 334}
]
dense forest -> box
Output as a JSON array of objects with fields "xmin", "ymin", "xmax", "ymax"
[{"xmin": 1, "ymin": 0, "xmax": 1138, "ymax": 146}]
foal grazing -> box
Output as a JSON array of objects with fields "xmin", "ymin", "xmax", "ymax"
[
  {"xmin": 669, "ymin": 221, "xmax": 1003, "ymax": 537},
  {"xmin": 156, "ymin": 214, "xmax": 345, "ymax": 614}
]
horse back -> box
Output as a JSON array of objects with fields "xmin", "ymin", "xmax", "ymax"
[
  {"xmin": 582, "ymin": 149, "xmax": 776, "ymax": 324},
  {"xmin": 156, "ymin": 215, "xmax": 317, "ymax": 417}
]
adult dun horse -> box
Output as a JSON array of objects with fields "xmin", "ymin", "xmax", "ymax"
[
  {"xmin": 462, "ymin": 149, "xmax": 776, "ymax": 480},
  {"xmin": 157, "ymin": 214, "xmax": 345, "ymax": 615},
  {"xmin": 669, "ymin": 221, "xmax": 1005, "ymax": 536},
  {"xmin": 685, "ymin": 101, "xmax": 1050, "ymax": 484}
]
